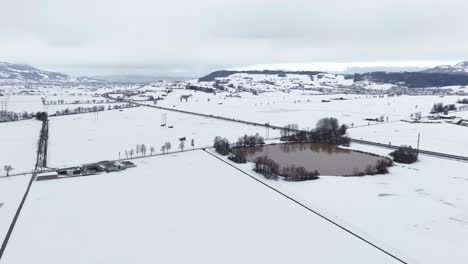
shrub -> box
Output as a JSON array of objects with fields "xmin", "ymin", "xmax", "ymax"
[
  {"xmin": 375, "ymin": 159, "xmax": 391, "ymax": 174},
  {"xmin": 253, "ymin": 156, "xmax": 279, "ymax": 180},
  {"xmin": 228, "ymin": 153, "xmax": 247, "ymax": 163},
  {"xmin": 389, "ymin": 146, "xmax": 418, "ymax": 164},
  {"xmin": 282, "ymin": 165, "xmax": 319, "ymax": 181}
]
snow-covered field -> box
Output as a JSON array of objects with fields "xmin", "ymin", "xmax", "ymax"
[
  {"xmin": 213, "ymin": 144, "xmax": 468, "ymax": 264},
  {"xmin": 47, "ymin": 106, "xmax": 279, "ymax": 167},
  {"xmin": 349, "ymin": 121, "xmax": 468, "ymax": 156},
  {"xmin": 1, "ymin": 151, "xmax": 401, "ymax": 264},
  {"xmin": 145, "ymin": 89, "xmax": 465, "ymax": 128},
  {"xmin": 0, "ymin": 120, "xmax": 41, "ymax": 174},
  {"xmin": 0, "ymin": 175, "xmax": 30, "ymax": 244},
  {"xmin": 2, "ymin": 79, "xmax": 467, "ymax": 263}
]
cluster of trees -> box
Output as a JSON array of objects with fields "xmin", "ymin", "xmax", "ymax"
[
  {"xmin": 431, "ymin": 103, "xmax": 457, "ymax": 114},
  {"xmin": 280, "ymin": 123, "xmax": 299, "ymax": 137},
  {"xmin": 0, "ymin": 165, "xmax": 14, "ymax": 177},
  {"xmin": 253, "ymin": 156, "xmax": 319, "ymax": 181},
  {"xmin": 410, "ymin": 111, "xmax": 422, "ymax": 120},
  {"xmin": 280, "ymin": 118, "xmax": 350, "ymax": 145},
  {"xmin": 253, "ymin": 156, "xmax": 280, "ymax": 179},
  {"xmin": 213, "ymin": 136, "xmax": 231, "ymax": 155},
  {"xmin": 53, "ymin": 103, "xmax": 137, "ymax": 117},
  {"xmin": 234, "ymin": 133, "xmax": 265, "ymax": 147},
  {"xmin": 228, "ymin": 152, "xmax": 247, "ymax": 163},
  {"xmin": 280, "ymin": 165, "xmax": 319, "ymax": 181},
  {"xmin": 389, "ymin": 146, "xmax": 418, "ymax": 164},
  {"xmin": 186, "ymin": 85, "xmax": 216, "ymax": 94},
  {"xmin": 457, "ymin": 98, "xmax": 468, "ymax": 104},
  {"xmin": 35, "ymin": 111, "xmax": 48, "ymax": 121},
  {"xmin": 160, "ymin": 142, "xmax": 171, "ymax": 154},
  {"xmin": 214, "ymin": 134, "xmax": 266, "ymax": 156}
]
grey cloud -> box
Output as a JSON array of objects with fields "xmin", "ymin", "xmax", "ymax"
[{"xmin": 0, "ymin": 0, "xmax": 467, "ymax": 76}]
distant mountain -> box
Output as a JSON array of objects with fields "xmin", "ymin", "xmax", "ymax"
[
  {"xmin": 0, "ymin": 62, "xmax": 72, "ymax": 81},
  {"xmin": 421, "ymin": 61, "xmax": 468, "ymax": 74}
]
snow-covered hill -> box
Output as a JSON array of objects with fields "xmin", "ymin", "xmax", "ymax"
[
  {"xmin": 0, "ymin": 62, "xmax": 71, "ymax": 82},
  {"xmin": 422, "ymin": 61, "xmax": 468, "ymax": 74},
  {"xmin": 191, "ymin": 71, "xmax": 396, "ymax": 93}
]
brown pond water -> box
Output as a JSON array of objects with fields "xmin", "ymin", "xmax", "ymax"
[{"xmin": 233, "ymin": 143, "xmax": 388, "ymax": 176}]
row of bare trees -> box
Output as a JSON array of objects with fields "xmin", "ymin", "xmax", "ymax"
[{"xmin": 122, "ymin": 139, "xmax": 196, "ymax": 159}]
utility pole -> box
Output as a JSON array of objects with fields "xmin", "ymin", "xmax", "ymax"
[
  {"xmin": 416, "ymin": 132, "xmax": 421, "ymax": 158},
  {"xmin": 162, "ymin": 113, "xmax": 167, "ymax": 127}
]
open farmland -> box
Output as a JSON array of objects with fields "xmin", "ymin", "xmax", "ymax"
[
  {"xmin": 0, "ymin": 151, "xmax": 402, "ymax": 264},
  {"xmin": 47, "ymin": 106, "xmax": 279, "ymax": 168},
  {"xmin": 349, "ymin": 121, "xmax": 468, "ymax": 156},
  {"xmin": 0, "ymin": 120, "xmax": 41, "ymax": 174},
  {"xmin": 0, "ymin": 175, "xmax": 31, "ymax": 245},
  {"xmin": 211, "ymin": 143, "xmax": 468, "ymax": 264},
  {"xmin": 140, "ymin": 88, "xmax": 466, "ymax": 128}
]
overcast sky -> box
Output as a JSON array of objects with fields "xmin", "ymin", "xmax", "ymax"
[{"xmin": 1, "ymin": 0, "xmax": 467, "ymax": 77}]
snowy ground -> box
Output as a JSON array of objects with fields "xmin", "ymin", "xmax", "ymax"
[
  {"xmin": 6, "ymin": 94, "xmax": 130, "ymax": 115},
  {"xmin": 0, "ymin": 175, "xmax": 30, "ymax": 245},
  {"xmin": 349, "ymin": 121, "xmax": 468, "ymax": 156},
  {"xmin": 47, "ymin": 106, "xmax": 279, "ymax": 168},
  {"xmin": 144, "ymin": 89, "xmax": 465, "ymax": 128},
  {"xmin": 2, "ymin": 82, "xmax": 467, "ymax": 263},
  {"xmin": 1, "ymin": 151, "xmax": 401, "ymax": 264},
  {"xmin": 0, "ymin": 120, "xmax": 41, "ymax": 175},
  {"xmin": 216, "ymin": 144, "xmax": 468, "ymax": 264}
]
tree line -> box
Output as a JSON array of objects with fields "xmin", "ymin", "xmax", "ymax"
[
  {"xmin": 52, "ymin": 103, "xmax": 137, "ymax": 116},
  {"xmin": 430, "ymin": 103, "xmax": 457, "ymax": 114},
  {"xmin": 280, "ymin": 117, "xmax": 350, "ymax": 145}
]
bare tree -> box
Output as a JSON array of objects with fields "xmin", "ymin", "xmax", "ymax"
[
  {"xmin": 191, "ymin": 139, "xmax": 195, "ymax": 149},
  {"xmin": 161, "ymin": 145, "xmax": 166, "ymax": 154},
  {"xmin": 136, "ymin": 144, "xmax": 140, "ymax": 157},
  {"xmin": 4, "ymin": 165, "xmax": 14, "ymax": 177},
  {"xmin": 125, "ymin": 150, "xmax": 129, "ymax": 159},
  {"xmin": 150, "ymin": 146, "xmax": 155, "ymax": 155},
  {"xmin": 141, "ymin": 144, "xmax": 147, "ymax": 156},
  {"xmin": 129, "ymin": 149, "xmax": 134, "ymax": 158},
  {"xmin": 179, "ymin": 140, "xmax": 185, "ymax": 151},
  {"xmin": 165, "ymin": 142, "xmax": 171, "ymax": 152}
]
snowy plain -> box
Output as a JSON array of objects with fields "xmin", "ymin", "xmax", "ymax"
[
  {"xmin": 1, "ymin": 151, "xmax": 401, "ymax": 264},
  {"xmin": 0, "ymin": 119, "xmax": 41, "ymax": 174},
  {"xmin": 212, "ymin": 144, "xmax": 468, "ymax": 264},
  {"xmin": 0, "ymin": 175, "xmax": 30, "ymax": 245},
  {"xmin": 143, "ymin": 88, "xmax": 466, "ymax": 129},
  {"xmin": 47, "ymin": 106, "xmax": 279, "ymax": 168},
  {"xmin": 349, "ymin": 121, "xmax": 468, "ymax": 156},
  {"xmin": 1, "ymin": 79, "xmax": 467, "ymax": 264}
]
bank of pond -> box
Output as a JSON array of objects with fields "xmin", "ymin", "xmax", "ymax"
[{"xmin": 231, "ymin": 142, "xmax": 392, "ymax": 181}]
